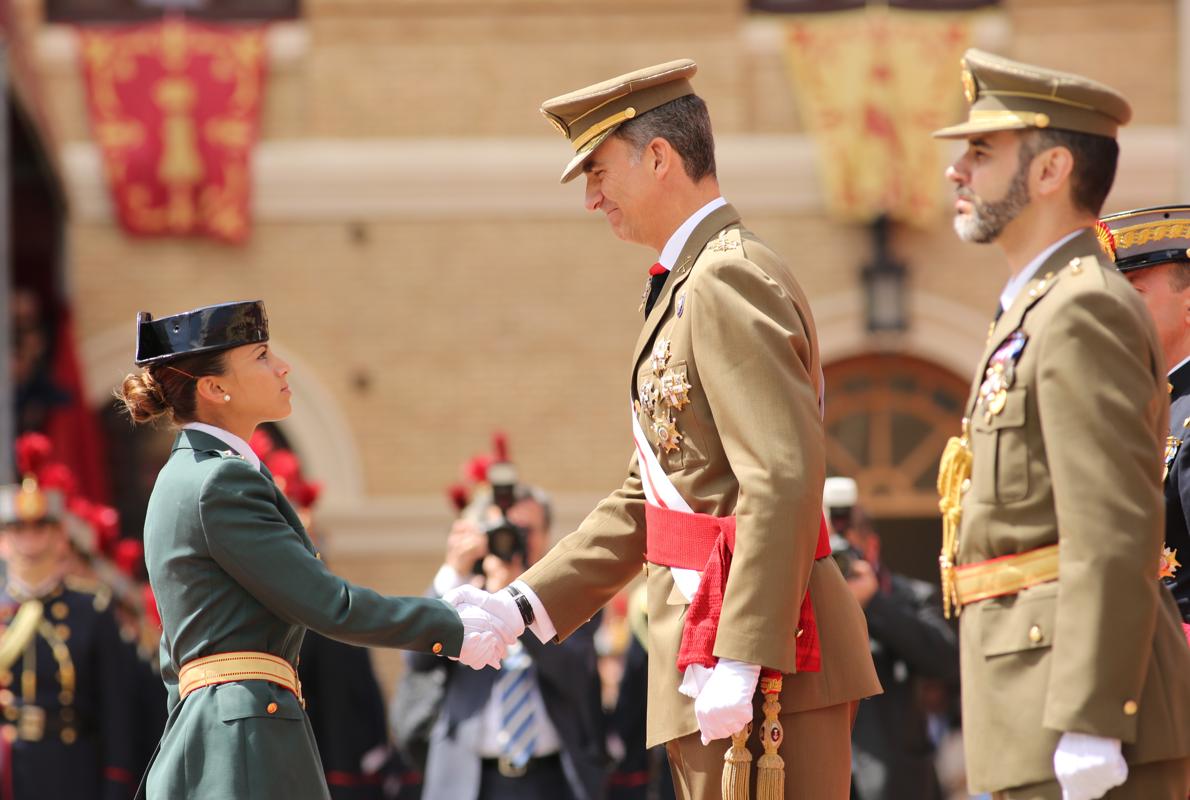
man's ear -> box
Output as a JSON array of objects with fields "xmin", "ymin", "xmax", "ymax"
[
  {"xmin": 648, "ymin": 137, "xmax": 674, "ymax": 179},
  {"xmin": 1033, "ymin": 144, "xmax": 1075, "ymax": 200}
]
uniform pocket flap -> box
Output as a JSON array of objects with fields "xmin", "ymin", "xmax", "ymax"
[
  {"xmin": 215, "ymin": 681, "xmax": 303, "ymax": 722},
  {"xmin": 979, "ymin": 582, "xmax": 1057, "ymax": 657},
  {"xmin": 972, "ymin": 388, "xmax": 1027, "ymax": 432}
]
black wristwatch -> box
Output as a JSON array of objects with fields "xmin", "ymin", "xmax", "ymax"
[{"xmin": 505, "ymin": 585, "xmax": 535, "ymax": 627}]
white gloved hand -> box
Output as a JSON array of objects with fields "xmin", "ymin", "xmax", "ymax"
[
  {"xmin": 693, "ymin": 658, "xmax": 761, "ymax": 746},
  {"xmin": 1053, "ymin": 732, "xmax": 1128, "ymax": 800},
  {"xmin": 444, "ymin": 584, "xmax": 525, "ymax": 643},
  {"xmin": 456, "ymin": 630, "xmax": 503, "ymax": 670}
]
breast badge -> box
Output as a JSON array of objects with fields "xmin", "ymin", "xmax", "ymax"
[
  {"xmin": 1159, "ymin": 545, "xmax": 1181, "ymax": 580},
  {"xmin": 1164, "ymin": 417, "xmax": 1189, "ymax": 481},
  {"xmin": 640, "ymin": 337, "xmax": 696, "ymax": 456},
  {"xmin": 979, "ymin": 331, "xmax": 1027, "ymax": 422}
]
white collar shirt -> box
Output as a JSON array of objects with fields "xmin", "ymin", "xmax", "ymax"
[
  {"xmin": 656, "ymin": 197, "xmax": 728, "ymax": 270},
  {"xmin": 999, "ymin": 229, "xmax": 1085, "ymax": 313},
  {"xmin": 181, "ymin": 422, "xmax": 261, "ymax": 472}
]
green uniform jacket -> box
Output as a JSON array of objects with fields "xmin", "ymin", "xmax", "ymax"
[
  {"xmin": 140, "ymin": 429, "xmax": 462, "ymax": 800},
  {"xmin": 521, "ymin": 204, "xmax": 881, "ymax": 748},
  {"xmin": 957, "ymin": 231, "xmax": 1190, "ymax": 794}
]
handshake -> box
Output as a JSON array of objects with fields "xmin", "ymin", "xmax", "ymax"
[{"xmin": 443, "ymin": 584, "xmax": 528, "ymax": 669}]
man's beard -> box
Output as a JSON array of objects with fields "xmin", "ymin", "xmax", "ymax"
[{"xmin": 953, "ymin": 156, "xmax": 1032, "ymax": 244}]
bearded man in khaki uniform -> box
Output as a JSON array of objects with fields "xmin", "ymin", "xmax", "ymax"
[
  {"xmin": 444, "ymin": 59, "xmax": 880, "ymax": 799},
  {"xmin": 933, "ymin": 50, "xmax": 1190, "ymax": 800}
]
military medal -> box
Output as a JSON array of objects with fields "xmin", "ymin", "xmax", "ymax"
[
  {"xmin": 1164, "ymin": 435, "xmax": 1182, "ymax": 482},
  {"xmin": 651, "ymin": 338, "xmax": 671, "ymax": 374},
  {"xmin": 660, "ymin": 369, "xmax": 692, "ymax": 411},
  {"xmin": 638, "ymin": 380, "xmax": 658, "ymax": 416},
  {"xmin": 677, "ymin": 292, "xmax": 686, "ymax": 318},
  {"xmin": 979, "ymin": 331, "xmax": 1027, "ymax": 421},
  {"xmin": 653, "ymin": 418, "xmax": 681, "ymax": 452}
]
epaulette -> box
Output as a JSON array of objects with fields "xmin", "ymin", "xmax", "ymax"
[
  {"xmin": 705, "ymin": 227, "xmax": 743, "ymax": 255},
  {"xmin": 63, "ymin": 575, "xmax": 112, "ymax": 612}
]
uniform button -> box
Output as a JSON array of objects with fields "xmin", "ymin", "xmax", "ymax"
[
  {"xmin": 266, "ymin": 702, "xmax": 278, "ymax": 715},
  {"xmin": 1028, "ymin": 625, "xmax": 1043, "ymax": 644},
  {"xmin": 432, "ymin": 642, "xmax": 443, "ymax": 655},
  {"xmin": 1123, "ymin": 700, "xmax": 1138, "ymax": 716}
]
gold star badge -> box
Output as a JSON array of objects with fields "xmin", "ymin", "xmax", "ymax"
[
  {"xmin": 1159, "ymin": 545, "xmax": 1181, "ymax": 580},
  {"xmin": 653, "ymin": 418, "xmax": 681, "ymax": 453}
]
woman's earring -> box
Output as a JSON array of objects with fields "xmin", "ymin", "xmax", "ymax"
[{"xmin": 223, "ymin": 394, "xmax": 232, "ymax": 403}]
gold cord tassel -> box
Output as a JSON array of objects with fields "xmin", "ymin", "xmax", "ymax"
[
  {"xmin": 721, "ymin": 724, "xmax": 753, "ymax": 800},
  {"xmin": 756, "ymin": 674, "xmax": 785, "ymax": 800},
  {"xmin": 936, "ymin": 420, "xmax": 973, "ymax": 619}
]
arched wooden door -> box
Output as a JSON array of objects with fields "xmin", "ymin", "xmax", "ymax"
[{"xmin": 823, "ymin": 354, "xmax": 971, "ymax": 580}]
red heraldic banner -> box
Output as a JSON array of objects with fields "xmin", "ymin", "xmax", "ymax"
[{"xmin": 79, "ymin": 19, "xmax": 266, "ymax": 244}]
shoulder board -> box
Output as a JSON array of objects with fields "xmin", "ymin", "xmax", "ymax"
[{"xmin": 705, "ymin": 227, "xmax": 743, "ymax": 255}]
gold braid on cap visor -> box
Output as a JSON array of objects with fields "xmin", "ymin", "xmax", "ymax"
[{"xmin": 572, "ymin": 107, "xmax": 637, "ymax": 151}]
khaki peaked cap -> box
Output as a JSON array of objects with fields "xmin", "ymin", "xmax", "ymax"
[
  {"xmin": 541, "ymin": 59, "xmax": 698, "ymax": 183},
  {"xmin": 933, "ymin": 49, "xmax": 1131, "ymax": 140}
]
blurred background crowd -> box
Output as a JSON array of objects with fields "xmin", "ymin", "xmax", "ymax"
[{"xmin": 0, "ymin": 0, "xmax": 1184, "ymax": 797}]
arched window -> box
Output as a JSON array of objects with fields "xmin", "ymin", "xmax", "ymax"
[{"xmin": 823, "ymin": 353, "xmax": 970, "ymax": 580}]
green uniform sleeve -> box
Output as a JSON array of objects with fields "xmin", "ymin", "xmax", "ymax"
[{"xmin": 199, "ymin": 458, "xmax": 463, "ymax": 657}]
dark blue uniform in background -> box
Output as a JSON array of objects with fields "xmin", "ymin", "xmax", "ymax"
[
  {"xmin": 0, "ymin": 577, "xmax": 138, "ymax": 800},
  {"xmin": 1163, "ymin": 360, "xmax": 1190, "ymax": 624}
]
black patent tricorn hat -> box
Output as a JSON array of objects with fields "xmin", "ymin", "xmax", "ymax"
[{"xmin": 135, "ymin": 300, "xmax": 269, "ymax": 367}]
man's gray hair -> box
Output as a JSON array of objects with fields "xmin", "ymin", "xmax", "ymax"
[{"xmin": 614, "ymin": 94, "xmax": 717, "ymax": 183}]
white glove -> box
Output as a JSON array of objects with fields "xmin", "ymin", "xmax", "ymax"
[
  {"xmin": 452, "ymin": 603, "xmax": 514, "ymax": 670},
  {"xmin": 1053, "ymin": 732, "xmax": 1128, "ymax": 800},
  {"xmin": 693, "ymin": 658, "xmax": 761, "ymax": 746},
  {"xmin": 443, "ymin": 584, "xmax": 525, "ymax": 643},
  {"xmin": 456, "ymin": 630, "xmax": 503, "ymax": 670}
]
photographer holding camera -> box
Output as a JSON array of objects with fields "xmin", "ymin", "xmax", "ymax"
[
  {"xmin": 825, "ymin": 477, "xmax": 959, "ymax": 800},
  {"xmin": 399, "ymin": 466, "xmax": 608, "ymax": 800}
]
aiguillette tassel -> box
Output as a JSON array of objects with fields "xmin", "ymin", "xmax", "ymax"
[
  {"xmin": 721, "ymin": 724, "xmax": 753, "ymax": 800},
  {"xmin": 756, "ymin": 673, "xmax": 785, "ymax": 800}
]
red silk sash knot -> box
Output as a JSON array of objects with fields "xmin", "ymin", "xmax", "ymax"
[{"xmin": 645, "ymin": 504, "xmax": 830, "ymax": 675}]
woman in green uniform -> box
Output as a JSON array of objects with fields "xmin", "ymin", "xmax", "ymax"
[{"xmin": 119, "ymin": 300, "xmax": 510, "ymax": 799}]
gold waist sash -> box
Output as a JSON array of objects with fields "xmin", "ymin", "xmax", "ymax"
[
  {"xmin": 953, "ymin": 544, "xmax": 1060, "ymax": 607},
  {"xmin": 178, "ymin": 651, "xmax": 302, "ymax": 705}
]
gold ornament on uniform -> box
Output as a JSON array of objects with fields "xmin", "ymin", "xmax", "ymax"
[
  {"xmin": 937, "ymin": 419, "xmax": 973, "ymax": 618},
  {"xmin": 653, "ymin": 418, "xmax": 681, "ymax": 453},
  {"xmin": 755, "ymin": 674, "xmax": 786, "ymax": 800},
  {"xmin": 960, "ymin": 67, "xmax": 977, "ymax": 104},
  {"xmin": 1159, "ymin": 546, "xmax": 1181, "ymax": 580},
  {"xmin": 660, "ymin": 369, "xmax": 692, "ymax": 410},
  {"xmin": 721, "ymin": 724, "xmax": 753, "ymax": 800}
]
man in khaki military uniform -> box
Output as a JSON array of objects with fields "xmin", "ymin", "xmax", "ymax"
[
  {"xmin": 444, "ymin": 60, "xmax": 880, "ymax": 799},
  {"xmin": 934, "ymin": 50, "xmax": 1190, "ymax": 800}
]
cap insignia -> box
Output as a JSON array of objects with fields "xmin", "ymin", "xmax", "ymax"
[
  {"xmin": 1094, "ymin": 220, "xmax": 1117, "ymax": 261},
  {"xmin": 961, "ymin": 67, "xmax": 977, "ymax": 104}
]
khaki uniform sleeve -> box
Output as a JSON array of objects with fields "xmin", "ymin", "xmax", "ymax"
[
  {"xmin": 690, "ymin": 257, "xmax": 825, "ymax": 673},
  {"xmin": 519, "ymin": 452, "xmax": 647, "ymax": 641},
  {"xmin": 199, "ymin": 459, "xmax": 465, "ymax": 657},
  {"xmin": 1036, "ymin": 289, "xmax": 1165, "ymax": 741}
]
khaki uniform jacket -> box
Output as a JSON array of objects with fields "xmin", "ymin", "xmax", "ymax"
[
  {"xmin": 957, "ymin": 231, "xmax": 1190, "ymax": 794},
  {"xmin": 521, "ymin": 204, "xmax": 880, "ymax": 747},
  {"xmin": 140, "ymin": 429, "xmax": 463, "ymax": 799}
]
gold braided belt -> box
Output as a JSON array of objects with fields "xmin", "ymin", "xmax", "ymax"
[
  {"xmin": 178, "ymin": 651, "xmax": 303, "ymax": 706},
  {"xmin": 952, "ymin": 544, "xmax": 1060, "ymax": 607}
]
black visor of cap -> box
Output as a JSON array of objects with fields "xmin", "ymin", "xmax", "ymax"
[
  {"xmin": 1115, "ymin": 249, "xmax": 1190, "ymax": 273},
  {"xmin": 135, "ymin": 300, "xmax": 269, "ymax": 367}
]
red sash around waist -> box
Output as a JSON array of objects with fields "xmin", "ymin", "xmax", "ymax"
[{"xmin": 645, "ymin": 503, "xmax": 831, "ymax": 675}]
